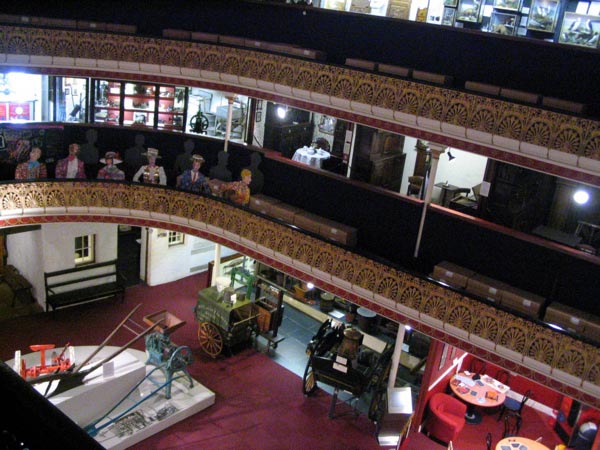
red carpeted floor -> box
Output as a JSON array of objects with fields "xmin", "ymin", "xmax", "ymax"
[{"xmin": 0, "ymin": 273, "xmax": 380, "ymax": 450}]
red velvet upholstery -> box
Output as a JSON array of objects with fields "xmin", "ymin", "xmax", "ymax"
[{"xmin": 427, "ymin": 393, "xmax": 467, "ymax": 443}]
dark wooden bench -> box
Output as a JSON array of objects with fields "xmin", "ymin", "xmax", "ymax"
[{"xmin": 44, "ymin": 260, "xmax": 125, "ymax": 313}]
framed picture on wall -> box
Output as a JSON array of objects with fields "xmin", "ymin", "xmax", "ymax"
[
  {"xmin": 493, "ymin": 0, "xmax": 521, "ymax": 11},
  {"xmin": 558, "ymin": 12, "xmax": 600, "ymax": 48},
  {"xmin": 318, "ymin": 115, "xmax": 336, "ymax": 135},
  {"xmin": 442, "ymin": 7, "xmax": 457, "ymax": 26},
  {"xmin": 527, "ymin": 0, "xmax": 560, "ymax": 33},
  {"xmin": 456, "ymin": 0, "xmax": 483, "ymax": 23},
  {"xmin": 489, "ymin": 11, "xmax": 518, "ymax": 35}
]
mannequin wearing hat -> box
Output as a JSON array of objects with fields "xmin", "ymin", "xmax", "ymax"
[
  {"xmin": 222, "ymin": 169, "xmax": 252, "ymax": 206},
  {"xmin": 133, "ymin": 148, "xmax": 167, "ymax": 185},
  {"xmin": 15, "ymin": 146, "xmax": 47, "ymax": 180},
  {"xmin": 97, "ymin": 152, "xmax": 125, "ymax": 180},
  {"xmin": 55, "ymin": 143, "xmax": 86, "ymax": 179},
  {"xmin": 178, "ymin": 154, "xmax": 211, "ymax": 193}
]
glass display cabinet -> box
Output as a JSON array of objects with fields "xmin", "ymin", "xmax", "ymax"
[{"xmin": 93, "ymin": 80, "xmax": 122, "ymax": 126}]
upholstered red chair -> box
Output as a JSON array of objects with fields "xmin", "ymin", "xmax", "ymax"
[{"xmin": 426, "ymin": 392, "xmax": 467, "ymax": 444}]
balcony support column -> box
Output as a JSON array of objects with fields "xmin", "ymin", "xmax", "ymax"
[
  {"xmin": 223, "ymin": 94, "xmax": 236, "ymax": 152},
  {"xmin": 413, "ymin": 143, "xmax": 446, "ymax": 258}
]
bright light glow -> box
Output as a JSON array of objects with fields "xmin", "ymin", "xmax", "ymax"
[
  {"xmin": 14, "ymin": 106, "xmax": 23, "ymax": 115},
  {"xmin": 306, "ymin": 282, "xmax": 314, "ymax": 290},
  {"xmin": 404, "ymin": 325, "xmax": 412, "ymax": 331},
  {"xmin": 276, "ymin": 106, "xmax": 287, "ymax": 119},
  {"xmin": 573, "ymin": 190, "xmax": 590, "ymax": 205}
]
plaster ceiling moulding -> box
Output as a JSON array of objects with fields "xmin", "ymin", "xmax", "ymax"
[
  {"xmin": 130, "ymin": 208, "xmax": 151, "ymax": 219},
  {"xmin": 206, "ymin": 223, "xmax": 223, "ymax": 236},
  {"xmin": 0, "ymin": 207, "xmax": 23, "ymax": 217},
  {"xmin": 582, "ymin": 381, "xmax": 600, "ymax": 399},
  {"xmin": 199, "ymin": 69, "xmax": 220, "ymax": 81},
  {"xmin": 330, "ymin": 97, "xmax": 351, "ymax": 110},
  {"xmin": 238, "ymin": 76, "xmax": 257, "ymax": 88},
  {"xmin": 223, "ymin": 229, "xmax": 241, "ymax": 243},
  {"xmin": 522, "ymin": 356, "xmax": 552, "ymax": 375},
  {"xmin": 520, "ymin": 141, "xmax": 549, "ymax": 159},
  {"xmin": 310, "ymin": 92, "xmax": 331, "ymax": 106},
  {"xmin": 293, "ymin": 259, "xmax": 312, "ymax": 274},
  {"xmin": 29, "ymin": 55, "xmax": 53, "ymax": 66},
  {"xmin": 219, "ymin": 73, "xmax": 238, "ymax": 85},
  {"xmin": 139, "ymin": 63, "xmax": 160, "ymax": 75},
  {"xmin": 65, "ymin": 206, "xmax": 88, "ymax": 214},
  {"xmin": 240, "ymin": 236, "xmax": 256, "ymax": 249},
  {"xmin": 578, "ymin": 155, "xmax": 600, "ymax": 174},
  {"xmin": 493, "ymin": 135, "xmax": 520, "ymax": 152},
  {"xmin": 188, "ymin": 219, "xmax": 207, "ymax": 230},
  {"xmin": 118, "ymin": 61, "xmax": 140, "ymax": 71},
  {"xmin": 394, "ymin": 111, "xmax": 418, "ymax": 126},
  {"xmin": 440, "ymin": 123, "xmax": 466, "ymax": 138},
  {"xmin": 331, "ymin": 275, "xmax": 352, "ymax": 291},
  {"xmin": 170, "ymin": 214, "xmax": 189, "ymax": 226},
  {"xmin": 416, "ymin": 116, "xmax": 442, "ymax": 132},
  {"xmin": 274, "ymin": 83, "xmax": 293, "ymax": 96},
  {"xmin": 350, "ymin": 101, "xmax": 372, "ymax": 115},
  {"xmin": 180, "ymin": 67, "xmax": 200, "ymax": 78},
  {"xmin": 256, "ymin": 244, "xmax": 274, "ymax": 256},
  {"xmin": 549, "ymin": 148, "xmax": 578, "ymax": 167},
  {"xmin": 273, "ymin": 251, "xmax": 292, "ymax": 266},
  {"xmin": 372, "ymin": 106, "xmax": 394, "ymax": 121},
  {"xmin": 110, "ymin": 207, "xmax": 131, "ymax": 218},
  {"xmin": 351, "ymin": 284, "xmax": 374, "ymax": 300},
  {"xmin": 150, "ymin": 212, "xmax": 170, "ymax": 223},
  {"xmin": 257, "ymin": 80, "xmax": 275, "ymax": 91},
  {"xmin": 551, "ymin": 367, "xmax": 585, "ymax": 389},
  {"xmin": 75, "ymin": 58, "xmax": 97, "ymax": 68},
  {"xmin": 394, "ymin": 301, "xmax": 420, "ymax": 320},
  {"xmin": 419, "ymin": 313, "xmax": 444, "ymax": 329},
  {"xmin": 372, "ymin": 293, "xmax": 396, "ymax": 310},
  {"xmin": 311, "ymin": 267, "xmax": 332, "ymax": 282},
  {"xmin": 494, "ymin": 344, "xmax": 525, "ymax": 363},
  {"xmin": 44, "ymin": 206, "xmax": 67, "ymax": 215},
  {"xmin": 443, "ymin": 323, "xmax": 469, "ymax": 341},
  {"xmin": 6, "ymin": 54, "xmax": 30, "ymax": 65},
  {"xmin": 466, "ymin": 128, "xmax": 493, "ymax": 144},
  {"xmin": 291, "ymin": 87, "xmax": 311, "ymax": 100},
  {"xmin": 95, "ymin": 59, "xmax": 119, "ymax": 69},
  {"xmin": 468, "ymin": 333, "xmax": 496, "ymax": 351},
  {"xmin": 160, "ymin": 65, "xmax": 181, "ymax": 76}
]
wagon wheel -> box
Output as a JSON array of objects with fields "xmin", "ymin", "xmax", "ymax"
[
  {"xmin": 302, "ymin": 359, "xmax": 317, "ymax": 396},
  {"xmin": 198, "ymin": 322, "xmax": 223, "ymax": 358}
]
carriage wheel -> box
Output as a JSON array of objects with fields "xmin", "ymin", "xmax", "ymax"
[
  {"xmin": 302, "ymin": 360, "xmax": 317, "ymax": 396},
  {"xmin": 198, "ymin": 322, "xmax": 223, "ymax": 358}
]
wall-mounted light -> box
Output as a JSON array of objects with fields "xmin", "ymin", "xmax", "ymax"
[
  {"xmin": 276, "ymin": 105, "xmax": 287, "ymax": 119},
  {"xmin": 573, "ymin": 189, "xmax": 590, "ymax": 205},
  {"xmin": 306, "ymin": 282, "xmax": 314, "ymax": 290},
  {"xmin": 447, "ymin": 151, "xmax": 456, "ymax": 161}
]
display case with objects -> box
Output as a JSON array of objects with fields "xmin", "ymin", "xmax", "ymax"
[
  {"xmin": 123, "ymin": 82, "xmax": 155, "ymax": 127},
  {"xmin": 157, "ymin": 86, "xmax": 187, "ymax": 130},
  {"xmin": 93, "ymin": 80, "xmax": 122, "ymax": 125}
]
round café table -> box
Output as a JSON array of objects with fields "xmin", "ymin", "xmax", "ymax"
[
  {"xmin": 292, "ymin": 146, "xmax": 330, "ymax": 168},
  {"xmin": 449, "ymin": 371, "xmax": 507, "ymax": 424},
  {"xmin": 495, "ymin": 436, "xmax": 551, "ymax": 450}
]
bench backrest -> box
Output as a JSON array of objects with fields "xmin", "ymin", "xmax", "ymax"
[{"xmin": 44, "ymin": 260, "xmax": 119, "ymax": 294}]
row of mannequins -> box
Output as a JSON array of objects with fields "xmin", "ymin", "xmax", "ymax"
[{"xmin": 12, "ymin": 131, "xmax": 264, "ymax": 207}]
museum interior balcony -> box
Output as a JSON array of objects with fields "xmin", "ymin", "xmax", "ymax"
[{"xmin": 0, "ymin": 0, "xmax": 600, "ymax": 446}]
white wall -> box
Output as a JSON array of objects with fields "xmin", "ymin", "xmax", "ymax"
[
  {"xmin": 399, "ymin": 136, "xmax": 419, "ymax": 195},
  {"xmin": 7, "ymin": 227, "xmax": 44, "ymax": 304},
  {"xmin": 144, "ymin": 228, "xmax": 236, "ymax": 286},
  {"xmin": 7, "ymin": 223, "xmax": 118, "ymax": 308},
  {"xmin": 433, "ymin": 147, "xmax": 488, "ymax": 203}
]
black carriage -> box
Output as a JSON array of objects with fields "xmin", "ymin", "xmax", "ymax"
[{"xmin": 302, "ymin": 319, "xmax": 394, "ymax": 421}]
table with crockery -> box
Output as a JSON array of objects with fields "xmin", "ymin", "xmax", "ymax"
[
  {"xmin": 292, "ymin": 146, "xmax": 330, "ymax": 168},
  {"xmin": 495, "ymin": 436, "xmax": 550, "ymax": 450},
  {"xmin": 449, "ymin": 371, "xmax": 508, "ymax": 424}
]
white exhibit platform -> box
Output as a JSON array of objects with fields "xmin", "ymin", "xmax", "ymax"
[{"xmin": 8, "ymin": 345, "xmax": 215, "ymax": 450}]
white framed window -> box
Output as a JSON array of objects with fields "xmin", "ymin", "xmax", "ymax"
[
  {"xmin": 168, "ymin": 231, "xmax": 184, "ymax": 246},
  {"xmin": 74, "ymin": 234, "xmax": 95, "ymax": 265}
]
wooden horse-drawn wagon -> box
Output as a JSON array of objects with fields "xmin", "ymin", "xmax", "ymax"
[{"xmin": 194, "ymin": 286, "xmax": 259, "ymax": 358}]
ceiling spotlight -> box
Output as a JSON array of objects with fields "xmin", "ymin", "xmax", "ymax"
[
  {"xmin": 573, "ymin": 190, "xmax": 590, "ymax": 205},
  {"xmin": 447, "ymin": 151, "xmax": 455, "ymax": 161},
  {"xmin": 276, "ymin": 106, "xmax": 287, "ymax": 119},
  {"xmin": 306, "ymin": 282, "xmax": 314, "ymax": 290}
]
